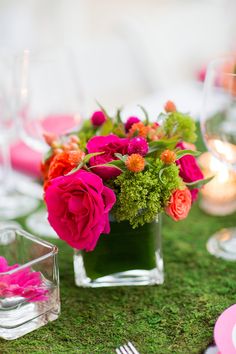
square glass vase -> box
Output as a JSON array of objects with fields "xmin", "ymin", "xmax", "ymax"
[
  {"xmin": 0, "ymin": 227, "xmax": 60, "ymax": 340},
  {"xmin": 74, "ymin": 215, "xmax": 164, "ymax": 287}
]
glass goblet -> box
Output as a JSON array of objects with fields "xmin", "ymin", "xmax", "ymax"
[
  {"xmin": 201, "ymin": 57, "xmax": 236, "ymax": 260},
  {"xmin": 0, "ymin": 48, "xmax": 38, "ymax": 220},
  {"xmin": 15, "ymin": 48, "xmax": 83, "ymax": 238}
]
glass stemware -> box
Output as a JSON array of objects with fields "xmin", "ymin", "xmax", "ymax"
[
  {"xmin": 0, "ymin": 49, "xmax": 38, "ymax": 220},
  {"xmin": 201, "ymin": 57, "xmax": 236, "ymax": 260},
  {"xmin": 15, "ymin": 48, "xmax": 83, "ymax": 238}
]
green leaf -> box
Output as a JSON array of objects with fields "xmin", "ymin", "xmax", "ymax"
[
  {"xmin": 114, "ymin": 153, "xmax": 128, "ymax": 162},
  {"xmin": 175, "ymin": 150, "xmax": 201, "ymax": 159},
  {"xmin": 138, "ymin": 105, "xmax": 149, "ymax": 124},
  {"xmin": 114, "ymin": 153, "xmax": 123, "ymax": 160},
  {"xmin": 159, "ymin": 166, "xmax": 170, "ymax": 183},
  {"xmin": 113, "ymin": 124, "xmax": 126, "ymax": 137},
  {"xmin": 89, "ymin": 159, "xmax": 125, "ymax": 172},
  {"xmin": 107, "ymin": 159, "xmax": 125, "ymax": 170},
  {"xmin": 149, "ymin": 137, "xmax": 178, "ymax": 148},
  {"xmin": 186, "ymin": 176, "xmax": 214, "ymax": 189},
  {"xmin": 95, "ymin": 100, "xmax": 111, "ymax": 120},
  {"xmin": 116, "ymin": 108, "xmax": 123, "ymax": 124},
  {"xmin": 66, "ymin": 161, "xmax": 84, "ymax": 175},
  {"xmin": 147, "ymin": 138, "xmax": 178, "ymax": 156},
  {"xmin": 83, "ymin": 151, "xmax": 104, "ymax": 164},
  {"xmin": 100, "ymin": 118, "xmax": 114, "ymax": 135},
  {"xmin": 43, "ymin": 148, "xmax": 53, "ymax": 163}
]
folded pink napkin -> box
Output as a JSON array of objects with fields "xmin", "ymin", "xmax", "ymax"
[
  {"xmin": 10, "ymin": 114, "xmax": 79, "ymax": 178},
  {"xmin": 10, "ymin": 142, "xmax": 42, "ymax": 178}
]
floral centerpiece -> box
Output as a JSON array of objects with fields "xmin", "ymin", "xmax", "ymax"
[{"xmin": 41, "ymin": 101, "xmax": 209, "ymax": 287}]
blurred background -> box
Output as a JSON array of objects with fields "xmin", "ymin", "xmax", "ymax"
[{"xmin": 0, "ymin": 0, "xmax": 235, "ymax": 113}]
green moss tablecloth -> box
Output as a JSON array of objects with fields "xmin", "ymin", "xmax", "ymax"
[{"xmin": 0, "ymin": 204, "xmax": 236, "ymax": 354}]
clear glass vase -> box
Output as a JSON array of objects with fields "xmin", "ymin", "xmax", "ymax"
[
  {"xmin": 0, "ymin": 227, "xmax": 60, "ymax": 340},
  {"xmin": 74, "ymin": 215, "xmax": 164, "ymax": 287}
]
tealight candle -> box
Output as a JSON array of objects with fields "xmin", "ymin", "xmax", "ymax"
[{"xmin": 198, "ymin": 152, "xmax": 236, "ymax": 215}]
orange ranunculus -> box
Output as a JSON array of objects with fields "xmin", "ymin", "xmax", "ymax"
[
  {"xmin": 127, "ymin": 122, "xmax": 149, "ymax": 138},
  {"xmin": 41, "ymin": 154, "xmax": 55, "ymax": 180},
  {"xmin": 125, "ymin": 154, "xmax": 145, "ymax": 173},
  {"xmin": 165, "ymin": 188, "xmax": 192, "ymax": 221},
  {"xmin": 44, "ymin": 150, "xmax": 85, "ymax": 189}
]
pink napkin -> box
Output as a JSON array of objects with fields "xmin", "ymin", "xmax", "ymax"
[
  {"xmin": 10, "ymin": 114, "xmax": 79, "ymax": 178},
  {"xmin": 214, "ymin": 304, "xmax": 236, "ymax": 354},
  {"xmin": 10, "ymin": 142, "xmax": 42, "ymax": 178}
]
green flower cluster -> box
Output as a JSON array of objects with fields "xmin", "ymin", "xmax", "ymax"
[
  {"xmin": 111, "ymin": 159, "xmax": 182, "ymax": 228},
  {"xmin": 163, "ymin": 112, "xmax": 197, "ymax": 143}
]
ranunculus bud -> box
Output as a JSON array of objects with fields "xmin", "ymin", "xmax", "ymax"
[
  {"xmin": 91, "ymin": 111, "xmax": 106, "ymax": 127},
  {"xmin": 164, "ymin": 100, "xmax": 176, "ymax": 113},
  {"xmin": 125, "ymin": 116, "xmax": 140, "ymax": 132}
]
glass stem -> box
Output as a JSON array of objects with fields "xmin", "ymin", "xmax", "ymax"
[{"xmin": 0, "ymin": 140, "xmax": 13, "ymax": 195}]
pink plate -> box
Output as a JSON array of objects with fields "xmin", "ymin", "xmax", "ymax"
[{"xmin": 214, "ymin": 304, "xmax": 236, "ymax": 354}]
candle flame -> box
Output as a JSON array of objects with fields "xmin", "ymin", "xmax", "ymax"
[{"xmin": 209, "ymin": 155, "xmax": 229, "ymax": 183}]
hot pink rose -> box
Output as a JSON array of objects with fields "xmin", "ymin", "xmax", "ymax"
[
  {"xmin": 45, "ymin": 169, "xmax": 116, "ymax": 251},
  {"xmin": 176, "ymin": 142, "xmax": 204, "ymax": 201},
  {"xmin": 87, "ymin": 134, "xmax": 129, "ymax": 180},
  {"xmin": 165, "ymin": 188, "xmax": 192, "ymax": 221}
]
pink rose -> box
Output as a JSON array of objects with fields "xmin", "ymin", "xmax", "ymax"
[
  {"xmin": 45, "ymin": 169, "xmax": 116, "ymax": 251},
  {"xmin": 176, "ymin": 142, "xmax": 204, "ymax": 201},
  {"xmin": 165, "ymin": 188, "xmax": 192, "ymax": 221},
  {"xmin": 87, "ymin": 134, "xmax": 129, "ymax": 180}
]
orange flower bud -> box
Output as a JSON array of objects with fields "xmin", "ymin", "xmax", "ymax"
[
  {"xmin": 54, "ymin": 148, "xmax": 63, "ymax": 154},
  {"xmin": 51, "ymin": 141, "xmax": 60, "ymax": 149},
  {"xmin": 160, "ymin": 149, "xmax": 176, "ymax": 164},
  {"xmin": 43, "ymin": 132, "xmax": 59, "ymax": 147},
  {"xmin": 164, "ymin": 100, "xmax": 176, "ymax": 113},
  {"xmin": 68, "ymin": 142, "xmax": 79, "ymax": 150},
  {"xmin": 125, "ymin": 154, "xmax": 145, "ymax": 173},
  {"xmin": 61, "ymin": 143, "xmax": 70, "ymax": 151},
  {"xmin": 69, "ymin": 135, "xmax": 80, "ymax": 144}
]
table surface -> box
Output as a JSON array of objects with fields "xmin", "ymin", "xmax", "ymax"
[
  {"xmin": 1, "ymin": 127, "xmax": 236, "ymax": 354},
  {"xmin": 1, "ymin": 205, "xmax": 236, "ymax": 354}
]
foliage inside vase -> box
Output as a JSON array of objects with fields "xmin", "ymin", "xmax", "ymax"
[{"xmin": 81, "ymin": 217, "xmax": 160, "ymax": 279}]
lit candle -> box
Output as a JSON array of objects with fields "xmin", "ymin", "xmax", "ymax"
[{"xmin": 198, "ymin": 152, "xmax": 236, "ymax": 215}]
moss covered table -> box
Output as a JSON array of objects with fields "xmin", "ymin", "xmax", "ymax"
[{"xmin": 0, "ymin": 203, "xmax": 235, "ymax": 354}]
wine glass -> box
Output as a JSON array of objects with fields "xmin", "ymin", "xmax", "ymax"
[
  {"xmin": 201, "ymin": 57, "xmax": 236, "ymax": 260},
  {"xmin": 0, "ymin": 48, "xmax": 39, "ymax": 220},
  {"xmin": 15, "ymin": 47, "xmax": 83, "ymax": 237}
]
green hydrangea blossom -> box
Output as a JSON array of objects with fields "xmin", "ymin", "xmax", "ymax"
[
  {"xmin": 163, "ymin": 112, "xmax": 197, "ymax": 143},
  {"xmin": 111, "ymin": 159, "xmax": 182, "ymax": 228}
]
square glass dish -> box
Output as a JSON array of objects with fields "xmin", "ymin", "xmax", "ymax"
[{"xmin": 0, "ymin": 227, "xmax": 60, "ymax": 340}]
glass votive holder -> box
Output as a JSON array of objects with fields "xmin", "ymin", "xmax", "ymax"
[
  {"xmin": 0, "ymin": 227, "xmax": 60, "ymax": 340},
  {"xmin": 198, "ymin": 152, "xmax": 236, "ymax": 216}
]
